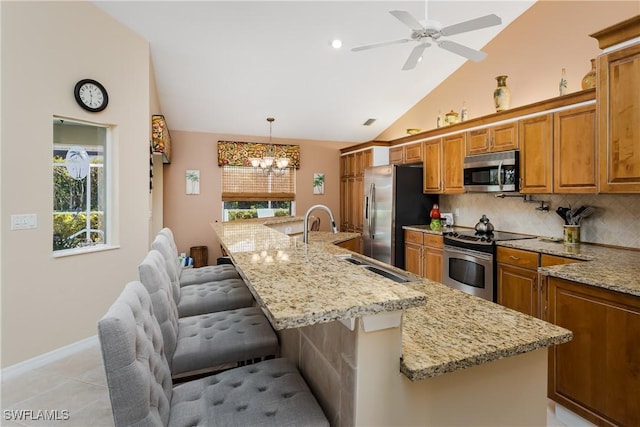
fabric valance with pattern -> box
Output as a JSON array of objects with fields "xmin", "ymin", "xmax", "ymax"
[{"xmin": 217, "ymin": 141, "xmax": 300, "ymax": 169}]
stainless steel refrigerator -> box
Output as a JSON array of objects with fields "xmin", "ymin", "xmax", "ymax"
[{"xmin": 363, "ymin": 164, "xmax": 437, "ymax": 269}]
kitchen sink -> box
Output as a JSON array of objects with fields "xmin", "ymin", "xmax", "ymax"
[{"xmin": 335, "ymin": 254, "xmax": 418, "ymax": 283}]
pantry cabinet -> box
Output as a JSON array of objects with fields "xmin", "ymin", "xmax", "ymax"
[
  {"xmin": 592, "ymin": 17, "xmax": 640, "ymax": 193},
  {"xmin": 340, "ymin": 150, "xmax": 372, "ymax": 235},
  {"xmin": 547, "ymin": 276, "xmax": 640, "ymax": 427},
  {"xmin": 466, "ymin": 122, "xmax": 518, "ymax": 155}
]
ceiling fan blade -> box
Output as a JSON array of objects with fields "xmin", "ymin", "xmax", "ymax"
[
  {"xmin": 390, "ymin": 10, "xmax": 424, "ymax": 32},
  {"xmin": 351, "ymin": 38, "xmax": 410, "ymax": 52},
  {"xmin": 402, "ymin": 43, "xmax": 429, "ymax": 71},
  {"xmin": 438, "ymin": 40, "xmax": 487, "ymax": 62},
  {"xmin": 440, "ymin": 14, "xmax": 502, "ymax": 36}
]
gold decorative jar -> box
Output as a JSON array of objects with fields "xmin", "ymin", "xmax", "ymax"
[{"xmin": 581, "ymin": 58, "xmax": 597, "ymax": 89}]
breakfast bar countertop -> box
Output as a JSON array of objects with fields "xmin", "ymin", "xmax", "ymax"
[
  {"xmin": 497, "ymin": 239, "xmax": 640, "ymax": 297},
  {"xmin": 211, "ymin": 220, "xmax": 427, "ymax": 331}
]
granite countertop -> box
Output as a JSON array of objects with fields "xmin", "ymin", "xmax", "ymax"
[
  {"xmin": 400, "ymin": 280, "xmax": 572, "ymax": 380},
  {"xmin": 498, "ymin": 239, "xmax": 640, "ymax": 297},
  {"xmin": 211, "ymin": 221, "xmax": 427, "ymax": 330}
]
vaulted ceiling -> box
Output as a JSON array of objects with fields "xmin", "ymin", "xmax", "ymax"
[{"xmin": 95, "ymin": 1, "xmax": 535, "ymax": 142}]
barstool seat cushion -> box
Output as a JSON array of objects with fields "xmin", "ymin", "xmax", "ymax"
[
  {"xmin": 172, "ymin": 307, "xmax": 279, "ymax": 377},
  {"xmin": 169, "ymin": 358, "xmax": 329, "ymax": 427},
  {"xmin": 179, "ymin": 264, "xmax": 241, "ymax": 287},
  {"xmin": 177, "ymin": 278, "xmax": 254, "ymax": 318}
]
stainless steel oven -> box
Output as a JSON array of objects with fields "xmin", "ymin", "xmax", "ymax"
[
  {"xmin": 443, "ymin": 244, "xmax": 494, "ymax": 301},
  {"xmin": 443, "ymin": 229, "xmax": 534, "ymax": 302}
]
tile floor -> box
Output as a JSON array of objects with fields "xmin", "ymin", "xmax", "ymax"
[{"xmin": 1, "ymin": 339, "xmax": 594, "ymax": 427}]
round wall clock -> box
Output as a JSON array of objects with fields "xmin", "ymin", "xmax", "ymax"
[{"xmin": 74, "ymin": 79, "xmax": 108, "ymax": 112}]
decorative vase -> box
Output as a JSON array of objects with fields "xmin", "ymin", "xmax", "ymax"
[
  {"xmin": 559, "ymin": 68, "xmax": 567, "ymax": 96},
  {"xmin": 581, "ymin": 58, "xmax": 596, "ymax": 90},
  {"xmin": 493, "ymin": 75, "xmax": 511, "ymax": 112}
]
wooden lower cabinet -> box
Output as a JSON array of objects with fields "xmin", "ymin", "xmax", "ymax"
[
  {"xmin": 404, "ymin": 230, "xmax": 443, "ymax": 282},
  {"xmin": 497, "ymin": 247, "xmax": 540, "ymax": 317},
  {"xmin": 547, "ymin": 277, "xmax": 640, "ymax": 427},
  {"xmin": 336, "ymin": 237, "xmax": 361, "ymax": 253}
]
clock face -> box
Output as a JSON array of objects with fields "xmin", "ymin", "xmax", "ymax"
[{"xmin": 74, "ymin": 79, "xmax": 108, "ymax": 112}]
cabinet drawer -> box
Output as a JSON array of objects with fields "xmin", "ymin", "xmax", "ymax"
[
  {"xmin": 423, "ymin": 234, "xmax": 443, "ymax": 248},
  {"xmin": 541, "ymin": 254, "xmax": 580, "ymax": 267},
  {"xmin": 404, "ymin": 230, "xmax": 424, "ymax": 244},
  {"xmin": 497, "ymin": 247, "xmax": 539, "ymax": 269}
]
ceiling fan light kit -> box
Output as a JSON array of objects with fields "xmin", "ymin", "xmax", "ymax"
[{"xmin": 352, "ymin": 7, "xmax": 502, "ymax": 70}]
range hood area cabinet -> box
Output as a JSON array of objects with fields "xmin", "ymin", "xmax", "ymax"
[{"xmin": 592, "ymin": 16, "xmax": 640, "ymax": 193}]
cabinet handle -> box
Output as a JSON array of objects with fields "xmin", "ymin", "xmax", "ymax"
[{"xmin": 509, "ymin": 255, "xmax": 520, "ymax": 260}]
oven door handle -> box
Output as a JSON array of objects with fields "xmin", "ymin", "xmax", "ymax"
[{"xmin": 444, "ymin": 245, "xmax": 493, "ymax": 262}]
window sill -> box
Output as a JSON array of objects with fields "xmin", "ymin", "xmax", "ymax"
[{"xmin": 53, "ymin": 244, "xmax": 120, "ymax": 258}]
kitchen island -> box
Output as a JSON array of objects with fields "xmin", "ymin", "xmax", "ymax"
[{"xmin": 212, "ymin": 218, "xmax": 572, "ymax": 426}]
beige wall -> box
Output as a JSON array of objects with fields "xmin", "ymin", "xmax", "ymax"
[
  {"xmin": 377, "ymin": 1, "xmax": 639, "ymax": 141},
  {"xmin": 1, "ymin": 2, "xmax": 152, "ymax": 366},
  {"xmin": 162, "ymin": 130, "xmax": 353, "ymax": 264}
]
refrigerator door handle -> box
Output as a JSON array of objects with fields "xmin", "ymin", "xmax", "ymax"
[{"xmin": 369, "ymin": 183, "xmax": 375, "ymax": 239}]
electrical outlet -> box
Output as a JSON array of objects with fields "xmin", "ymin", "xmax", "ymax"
[
  {"xmin": 454, "ymin": 208, "xmax": 460, "ymax": 217},
  {"xmin": 11, "ymin": 214, "xmax": 37, "ymax": 230}
]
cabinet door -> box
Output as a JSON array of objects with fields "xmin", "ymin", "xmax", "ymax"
[
  {"xmin": 491, "ymin": 122, "xmax": 518, "ymax": 152},
  {"xmin": 598, "ymin": 43, "xmax": 640, "ymax": 192},
  {"xmin": 423, "ymin": 247, "xmax": 443, "ymax": 283},
  {"xmin": 347, "ymin": 177, "xmax": 363, "ymax": 232},
  {"xmin": 423, "ymin": 140, "xmax": 442, "ymax": 193},
  {"xmin": 554, "ymin": 104, "xmax": 597, "ymax": 193},
  {"xmin": 354, "ymin": 151, "xmax": 365, "ymax": 176},
  {"xmin": 404, "ymin": 242, "xmax": 423, "ymax": 277},
  {"xmin": 548, "ymin": 277, "xmax": 640, "ymax": 427},
  {"xmin": 497, "ymin": 263, "xmax": 539, "ymax": 317},
  {"xmin": 442, "ymin": 134, "xmax": 465, "ymax": 194},
  {"xmin": 466, "ymin": 128, "xmax": 490, "ymax": 155},
  {"xmin": 363, "ymin": 149, "xmax": 373, "ymax": 170},
  {"xmin": 404, "ymin": 142, "xmax": 423, "ymax": 164},
  {"xmin": 519, "ymin": 114, "xmax": 553, "ymax": 193},
  {"xmin": 389, "ymin": 147, "xmax": 403, "ymax": 164},
  {"xmin": 340, "ymin": 178, "xmax": 349, "ymax": 230}
]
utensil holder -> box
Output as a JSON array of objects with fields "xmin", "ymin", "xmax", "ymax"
[{"xmin": 563, "ymin": 225, "xmax": 580, "ymax": 245}]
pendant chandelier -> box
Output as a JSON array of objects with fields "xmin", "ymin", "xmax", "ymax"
[{"xmin": 250, "ymin": 117, "xmax": 289, "ymax": 176}]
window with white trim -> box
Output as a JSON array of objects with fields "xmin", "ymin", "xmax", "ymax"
[{"xmin": 53, "ymin": 118, "xmax": 109, "ymax": 252}]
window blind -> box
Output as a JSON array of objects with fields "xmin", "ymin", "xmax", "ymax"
[{"xmin": 221, "ymin": 166, "xmax": 295, "ymax": 201}]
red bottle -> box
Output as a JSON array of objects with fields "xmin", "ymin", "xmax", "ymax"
[{"xmin": 430, "ymin": 203, "xmax": 441, "ymax": 219}]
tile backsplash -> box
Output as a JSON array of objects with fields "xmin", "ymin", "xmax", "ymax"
[{"xmin": 440, "ymin": 193, "xmax": 640, "ymax": 249}]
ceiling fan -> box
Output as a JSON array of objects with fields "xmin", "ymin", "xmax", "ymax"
[{"xmin": 352, "ymin": 8, "xmax": 502, "ymax": 70}]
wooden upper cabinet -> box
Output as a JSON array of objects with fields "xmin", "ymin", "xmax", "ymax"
[
  {"xmin": 596, "ymin": 42, "xmax": 640, "ymax": 192},
  {"xmin": 423, "ymin": 139, "xmax": 443, "ymax": 193},
  {"xmin": 519, "ymin": 114, "xmax": 553, "ymax": 193},
  {"xmin": 466, "ymin": 122, "xmax": 518, "ymax": 155},
  {"xmin": 442, "ymin": 133, "xmax": 465, "ymax": 194},
  {"xmin": 362, "ymin": 149, "xmax": 373, "ymax": 170},
  {"xmin": 554, "ymin": 104, "xmax": 597, "ymax": 193},
  {"xmin": 404, "ymin": 142, "xmax": 423, "ymax": 163},
  {"xmin": 389, "ymin": 146, "xmax": 403, "ymax": 164},
  {"xmin": 390, "ymin": 142, "xmax": 422, "ymax": 164},
  {"xmin": 354, "ymin": 151, "xmax": 364, "ymax": 176}
]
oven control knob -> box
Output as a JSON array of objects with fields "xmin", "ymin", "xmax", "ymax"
[
  {"xmin": 480, "ymin": 236, "xmax": 486, "ymax": 241},
  {"xmin": 486, "ymin": 237, "xmax": 493, "ymax": 243}
]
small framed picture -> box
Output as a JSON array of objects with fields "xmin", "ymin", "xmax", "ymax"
[
  {"xmin": 186, "ymin": 170, "xmax": 200, "ymax": 195},
  {"xmin": 313, "ymin": 173, "xmax": 325, "ymax": 195}
]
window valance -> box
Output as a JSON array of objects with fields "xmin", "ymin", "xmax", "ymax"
[{"xmin": 217, "ymin": 141, "xmax": 300, "ymax": 169}]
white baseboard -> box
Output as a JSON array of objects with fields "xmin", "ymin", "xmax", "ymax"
[
  {"xmin": 1, "ymin": 335, "xmax": 98, "ymax": 382},
  {"xmin": 555, "ymin": 403, "xmax": 597, "ymax": 427}
]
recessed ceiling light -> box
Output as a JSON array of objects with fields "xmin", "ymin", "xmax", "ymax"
[{"xmin": 331, "ymin": 39, "xmax": 343, "ymax": 49}]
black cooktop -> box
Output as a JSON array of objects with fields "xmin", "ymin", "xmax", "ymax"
[{"xmin": 444, "ymin": 229, "xmax": 534, "ymax": 245}]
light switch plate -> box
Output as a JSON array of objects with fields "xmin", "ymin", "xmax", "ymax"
[{"xmin": 11, "ymin": 214, "xmax": 37, "ymax": 230}]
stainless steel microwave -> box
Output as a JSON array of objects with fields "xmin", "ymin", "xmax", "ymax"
[{"xmin": 463, "ymin": 150, "xmax": 519, "ymax": 192}]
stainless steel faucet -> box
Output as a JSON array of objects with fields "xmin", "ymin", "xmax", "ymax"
[{"xmin": 303, "ymin": 204, "xmax": 338, "ymax": 243}]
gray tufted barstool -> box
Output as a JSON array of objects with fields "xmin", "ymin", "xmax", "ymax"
[
  {"xmin": 137, "ymin": 251, "xmax": 279, "ymax": 378},
  {"xmin": 140, "ymin": 249, "xmax": 254, "ymax": 317},
  {"xmin": 156, "ymin": 228, "xmax": 241, "ymax": 287},
  {"xmin": 98, "ymin": 281, "xmax": 329, "ymax": 427}
]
